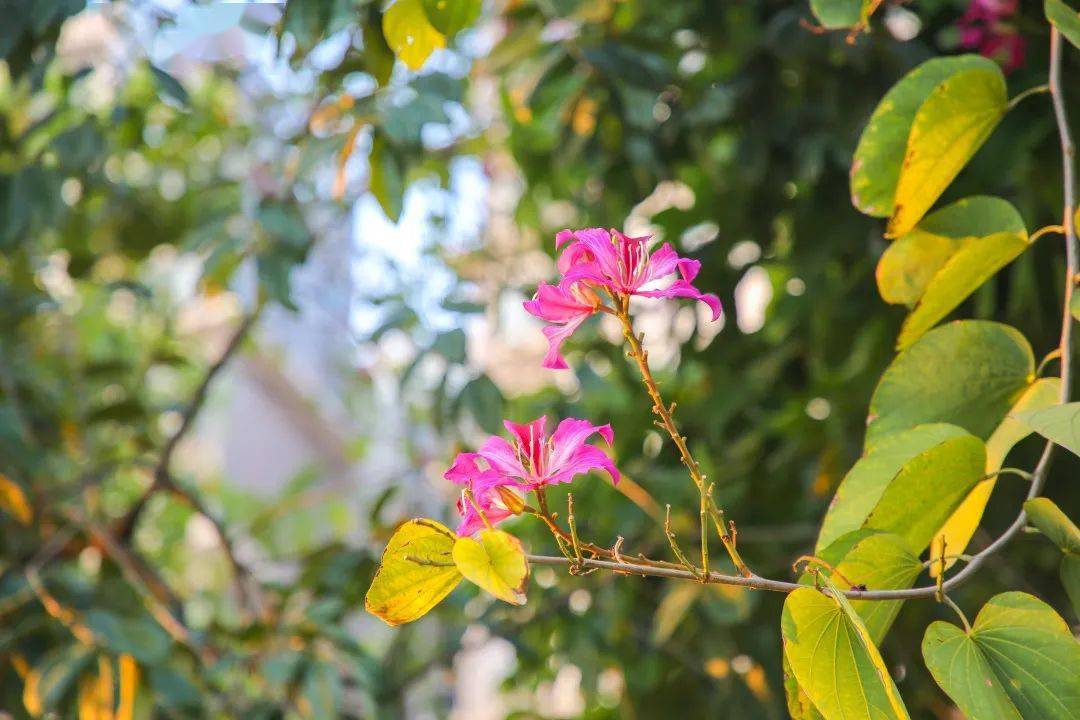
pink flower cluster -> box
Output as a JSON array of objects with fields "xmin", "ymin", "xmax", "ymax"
[
  {"xmin": 524, "ymin": 228, "xmax": 722, "ymax": 369},
  {"xmin": 444, "ymin": 227, "xmax": 721, "ymax": 536},
  {"xmin": 959, "ymin": 0, "xmax": 1025, "ymax": 73},
  {"xmin": 445, "ymin": 416, "xmax": 619, "ymax": 535}
]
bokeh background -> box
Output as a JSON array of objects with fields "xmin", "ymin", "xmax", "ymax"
[{"xmin": 1, "ymin": 0, "xmax": 1077, "ymax": 717}]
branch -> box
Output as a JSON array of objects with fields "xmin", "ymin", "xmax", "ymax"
[
  {"xmin": 531, "ymin": 30, "xmax": 1078, "ymax": 603},
  {"xmin": 117, "ymin": 305, "xmax": 266, "ymax": 619}
]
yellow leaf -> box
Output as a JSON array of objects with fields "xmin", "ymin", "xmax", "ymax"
[
  {"xmin": 452, "ymin": 529, "xmax": 529, "ymax": 605},
  {"xmin": 23, "ymin": 668, "xmax": 42, "ymax": 717},
  {"xmin": 876, "ymin": 229, "xmax": 958, "ymax": 306},
  {"xmin": 116, "ymin": 655, "xmax": 138, "ymax": 720},
  {"xmin": 382, "ymin": 0, "xmax": 446, "ymax": 71},
  {"xmin": 364, "ymin": 518, "xmax": 462, "ymax": 626},
  {"xmin": 0, "ymin": 472, "xmax": 32, "ymax": 525},
  {"xmin": 931, "ymin": 377, "xmax": 1060, "ymax": 575}
]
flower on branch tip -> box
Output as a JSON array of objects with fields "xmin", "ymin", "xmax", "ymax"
[
  {"xmin": 524, "ymin": 227, "xmax": 722, "ymax": 369},
  {"xmin": 444, "ymin": 415, "xmax": 620, "ymax": 536}
]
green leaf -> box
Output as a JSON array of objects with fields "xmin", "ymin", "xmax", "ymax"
[
  {"xmin": 1046, "ymin": 0, "xmax": 1080, "ymax": 50},
  {"xmin": 453, "ymin": 528, "xmax": 529, "ymax": 605},
  {"xmin": 851, "ymin": 55, "xmax": 998, "ymax": 218},
  {"xmin": 810, "ymin": 531, "xmax": 923, "ymax": 643},
  {"xmin": 1013, "ymin": 402, "xmax": 1080, "ymax": 459},
  {"xmin": 431, "ymin": 328, "xmax": 467, "ymax": 363},
  {"xmin": 808, "ymin": 0, "xmax": 872, "ymax": 29},
  {"xmin": 888, "ymin": 66, "xmax": 1007, "ymax": 237},
  {"xmin": 866, "ymin": 321, "xmax": 1034, "ymax": 450},
  {"xmin": 817, "ymin": 423, "xmax": 974, "ymax": 551},
  {"xmin": 364, "ymin": 518, "xmax": 462, "ymax": 626},
  {"xmin": 382, "ymin": 0, "xmax": 446, "ymax": 71},
  {"xmin": 22, "ymin": 644, "xmax": 94, "ymax": 716},
  {"xmin": 1024, "ymin": 497, "xmax": 1080, "ymax": 554},
  {"xmin": 362, "ymin": 8, "xmax": 395, "ymax": 87},
  {"xmin": 783, "ymin": 652, "xmax": 826, "ymax": 720},
  {"xmin": 932, "ymin": 377, "xmax": 1061, "ymax": 574},
  {"xmin": 150, "ymin": 64, "xmax": 191, "ymax": 109},
  {"xmin": 1062, "ymin": 554, "xmax": 1080, "ymax": 619},
  {"xmin": 782, "ymin": 585, "xmax": 910, "ymax": 720},
  {"xmin": 369, "ymin": 134, "xmax": 404, "ymax": 222},
  {"xmin": 422, "ymin": 0, "xmax": 481, "ymax": 36},
  {"xmin": 84, "ymin": 609, "xmax": 171, "ymax": 663},
  {"xmin": 868, "ymin": 436, "xmax": 985, "ymax": 552},
  {"xmin": 461, "ymin": 374, "xmax": 504, "ymax": 434},
  {"xmin": 922, "ymin": 592, "xmax": 1080, "ymax": 720}
]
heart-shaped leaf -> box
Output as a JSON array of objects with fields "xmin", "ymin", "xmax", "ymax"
[
  {"xmin": 888, "ymin": 66, "xmax": 1007, "ymax": 237},
  {"xmin": 922, "ymin": 592, "xmax": 1080, "ymax": 720},
  {"xmin": 453, "ymin": 528, "xmax": 529, "ymax": 605},
  {"xmin": 364, "ymin": 518, "xmax": 462, "ymax": 626},
  {"xmin": 782, "ymin": 585, "xmax": 910, "ymax": 720},
  {"xmin": 851, "ymin": 55, "xmax": 999, "ymax": 218},
  {"xmin": 866, "ymin": 321, "xmax": 1034, "ymax": 450}
]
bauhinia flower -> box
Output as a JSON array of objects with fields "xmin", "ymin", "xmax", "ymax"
[
  {"xmin": 958, "ymin": 0, "xmax": 1025, "ymax": 73},
  {"xmin": 524, "ymin": 227, "xmax": 722, "ymax": 369},
  {"xmin": 444, "ymin": 415, "xmax": 620, "ymax": 535}
]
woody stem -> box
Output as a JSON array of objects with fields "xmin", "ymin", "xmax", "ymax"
[{"xmin": 614, "ymin": 298, "xmax": 750, "ymax": 577}]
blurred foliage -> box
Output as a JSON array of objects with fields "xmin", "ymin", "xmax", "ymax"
[{"xmin": 0, "ymin": 0, "xmax": 1078, "ymax": 718}]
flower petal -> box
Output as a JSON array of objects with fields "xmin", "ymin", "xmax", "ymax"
[
  {"xmin": 539, "ymin": 314, "xmax": 589, "ymax": 370},
  {"xmin": 636, "ymin": 281, "xmax": 723, "ymax": 321},
  {"xmin": 444, "ymin": 452, "xmax": 481, "ymax": 485},
  {"xmin": 477, "ymin": 436, "xmax": 527, "ymax": 480}
]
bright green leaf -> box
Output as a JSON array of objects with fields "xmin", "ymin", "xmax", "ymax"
[
  {"xmin": 1047, "ymin": 0, "xmax": 1080, "ymax": 49},
  {"xmin": 382, "ymin": 0, "xmax": 446, "ymax": 71},
  {"xmin": 851, "ymin": 55, "xmax": 998, "ymax": 218},
  {"xmin": 866, "ymin": 321, "xmax": 1034, "ymax": 450},
  {"xmin": 364, "ymin": 518, "xmax": 462, "ymax": 626},
  {"xmin": 1014, "ymin": 401, "xmax": 1080, "ymax": 459},
  {"xmin": 922, "ymin": 592, "xmax": 1080, "ymax": 720},
  {"xmin": 453, "ymin": 528, "xmax": 529, "ymax": 605},
  {"xmin": 782, "ymin": 585, "xmax": 910, "ymax": 720},
  {"xmin": 888, "ymin": 66, "xmax": 1007, "ymax": 237},
  {"xmin": 818, "ymin": 423, "xmax": 972, "ymax": 551},
  {"xmin": 1024, "ymin": 497, "xmax": 1080, "ymax": 554},
  {"xmin": 422, "ymin": 0, "xmax": 481, "ymax": 36}
]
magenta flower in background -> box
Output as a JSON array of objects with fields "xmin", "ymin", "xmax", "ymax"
[
  {"xmin": 958, "ymin": 0, "xmax": 1025, "ymax": 73},
  {"xmin": 524, "ymin": 227, "xmax": 722, "ymax": 369},
  {"xmin": 444, "ymin": 415, "xmax": 620, "ymax": 535}
]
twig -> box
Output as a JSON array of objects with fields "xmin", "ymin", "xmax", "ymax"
[{"xmin": 117, "ymin": 307, "xmax": 266, "ymax": 619}]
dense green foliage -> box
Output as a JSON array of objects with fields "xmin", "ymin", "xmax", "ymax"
[{"xmin": 1, "ymin": 0, "xmax": 1079, "ymax": 718}]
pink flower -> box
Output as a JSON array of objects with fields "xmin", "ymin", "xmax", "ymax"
[
  {"xmin": 444, "ymin": 415, "xmax": 620, "ymax": 535},
  {"xmin": 958, "ymin": 0, "xmax": 1025, "ymax": 72},
  {"xmin": 524, "ymin": 228, "xmax": 722, "ymax": 369}
]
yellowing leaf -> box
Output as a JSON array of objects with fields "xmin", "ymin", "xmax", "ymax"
[
  {"xmin": 876, "ymin": 229, "xmax": 958, "ymax": 306},
  {"xmin": 0, "ymin": 472, "xmax": 32, "ymax": 525},
  {"xmin": 453, "ymin": 528, "xmax": 529, "ymax": 605},
  {"xmin": 888, "ymin": 67, "xmax": 1007, "ymax": 237},
  {"xmin": 898, "ymin": 231, "xmax": 1028, "ymax": 348},
  {"xmin": 382, "ymin": 0, "xmax": 446, "ymax": 71},
  {"xmin": 364, "ymin": 518, "xmax": 462, "ymax": 626},
  {"xmin": 851, "ymin": 55, "xmax": 997, "ymax": 218},
  {"xmin": 932, "ymin": 378, "xmax": 1060, "ymax": 575},
  {"xmin": 782, "ymin": 585, "xmax": 910, "ymax": 720},
  {"xmin": 116, "ymin": 655, "xmax": 138, "ymax": 720}
]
